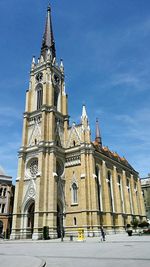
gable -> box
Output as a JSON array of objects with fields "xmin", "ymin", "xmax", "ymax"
[{"xmin": 66, "ymin": 124, "xmax": 81, "ymax": 148}]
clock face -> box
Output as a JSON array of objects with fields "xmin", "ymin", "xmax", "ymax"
[{"xmin": 36, "ymin": 72, "xmax": 43, "ymax": 82}]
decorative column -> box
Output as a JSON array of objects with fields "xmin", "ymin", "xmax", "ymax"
[
  {"xmin": 137, "ymin": 179, "xmax": 146, "ymax": 218},
  {"xmin": 88, "ymin": 151, "xmax": 99, "ymax": 234},
  {"xmin": 122, "ymin": 170, "xmax": 129, "ymax": 225},
  {"xmin": 112, "ymin": 166, "xmax": 123, "ymax": 229},
  {"xmin": 101, "ymin": 161, "xmax": 111, "ymax": 228},
  {"xmin": 32, "ymin": 151, "xmax": 44, "ymax": 240},
  {"xmin": 80, "ymin": 145, "xmax": 88, "ymax": 227},
  {"xmin": 47, "ymin": 151, "xmax": 57, "ymax": 238},
  {"xmin": 130, "ymin": 175, "xmax": 138, "ymax": 216}
]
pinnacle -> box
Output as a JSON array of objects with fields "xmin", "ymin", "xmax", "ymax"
[{"xmin": 95, "ymin": 118, "xmax": 102, "ymax": 146}]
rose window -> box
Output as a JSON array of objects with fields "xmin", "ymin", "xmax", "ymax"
[{"xmin": 29, "ymin": 159, "xmax": 38, "ymax": 177}]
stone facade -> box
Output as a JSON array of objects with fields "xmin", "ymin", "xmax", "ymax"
[
  {"xmin": 11, "ymin": 5, "xmax": 146, "ymax": 240},
  {"xmin": 0, "ymin": 167, "xmax": 14, "ymax": 238},
  {"xmin": 141, "ymin": 176, "xmax": 150, "ymax": 221}
]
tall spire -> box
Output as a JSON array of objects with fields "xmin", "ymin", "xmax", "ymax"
[
  {"xmin": 81, "ymin": 104, "xmax": 88, "ymax": 119},
  {"xmin": 95, "ymin": 118, "xmax": 102, "ymax": 147},
  {"xmin": 41, "ymin": 4, "xmax": 56, "ymax": 61}
]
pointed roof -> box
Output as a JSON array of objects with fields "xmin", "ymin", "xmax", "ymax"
[
  {"xmin": 95, "ymin": 118, "xmax": 102, "ymax": 146},
  {"xmin": 41, "ymin": 4, "xmax": 56, "ymax": 60},
  {"xmin": 81, "ymin": 105, "xmax": 88, "ymax": 119}
]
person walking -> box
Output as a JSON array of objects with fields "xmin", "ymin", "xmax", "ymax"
[{"xmin": 100, "ymin": 227, "xmax": 105, "ymax": 241}]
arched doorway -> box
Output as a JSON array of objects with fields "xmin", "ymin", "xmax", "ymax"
[
  {"xmin": 0, "ymin": 220, "xmax": 3, "ymax": 234},
  {"xmin": 27, "ymin": 202, "xmax": 35, "ymax": 234}
]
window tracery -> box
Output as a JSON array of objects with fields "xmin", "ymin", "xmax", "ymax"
[
  {"xmin": 36, "ymin": 85, "xmax": 43, "ymax": 110},
  {"xmin": 29, "ymin": 159, "xmax": 38, "ymax": 177},
  {"xmin": 72, "ymin": 183, "xmax": 78, "ymax": 204}
]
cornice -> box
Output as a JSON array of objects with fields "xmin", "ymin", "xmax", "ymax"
[
  {"xmin": 30, "ymin": 62, "xmax": 64, "ymax": 79},
  {"xmin": 95, "ymin": 150, "xmax": 138, "ymax": 175},
  {"xmin": 18, "ymin": 141, "xmax": 66, "ymax": 156},
  {"xmin": 24, "ymin": 105, "xmax": 69, "ymax": 120}
]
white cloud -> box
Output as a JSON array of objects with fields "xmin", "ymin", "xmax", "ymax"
[
  {"xmin": 108, "ymin": 108, "xmax": 150, "ymax": 176},
  {"xmin": 110, "ymin": 73, "xmax": 140, "ymax": 88}
]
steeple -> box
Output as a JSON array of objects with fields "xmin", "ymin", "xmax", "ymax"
[
  {"xmin": 41, "ymin": 4, "xmax": 56, "ymax": 61},
  {"xmin": 81, "ymin": 104, "xmax": 88, "ymax": 120},
  {"xmin": 95, "ymin": 118, "xmax": 102, "ymax": 147}
]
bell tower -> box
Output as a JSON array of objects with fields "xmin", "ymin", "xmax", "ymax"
[{"xmin": 11, "ymin": 5, "xmax": 68, "ymax": 240}]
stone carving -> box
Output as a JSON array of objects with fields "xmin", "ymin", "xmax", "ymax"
[
  {"xmin": 22, "ymin": 179, "xmax": 36, "ymax": 211},
  {"xmin": 66, "ymin": 123, "xmax": 81, "ymax": 148},
  {"xmin": 28, "ymin": 117, "xmax": 41, "ymax": 146},
  {"xmin": 25, "ymin": 158, "xmax": 38, "ymax": 180},
  {"xmin": 65, "ymin": 156, "xmax": 81, "ymax": 167},
  {"xmin": 29, "ymin": 159, "xmax": 38, "ymax": 177},
  {"xmin": 71, "ymin": 172, "xmax": 78, "ymax": 187}
]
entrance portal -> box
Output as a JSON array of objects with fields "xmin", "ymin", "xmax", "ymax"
[
  {"xmin": 27, "ymin": 202, "xmax": 35, "ymax": 234},
  {"xmin": 0, "ymin": 220, "xmax": 3, "ymax": 234}
]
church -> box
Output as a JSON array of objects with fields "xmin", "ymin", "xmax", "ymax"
[{"xmin": 11, "ymin": 5, "xmax": 146, "ymax": 240}]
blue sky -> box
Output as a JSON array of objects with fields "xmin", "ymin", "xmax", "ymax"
[{"xmin": 0, "ymin": 0, "xmax": 150, "ymax": 182}]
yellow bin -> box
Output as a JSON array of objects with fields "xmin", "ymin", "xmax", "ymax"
[{"xmin": 77, "ymin": 228, "xmax": 85, "ymax": 241}]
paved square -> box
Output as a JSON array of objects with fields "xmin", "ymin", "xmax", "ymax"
[{"xmin": 0, "ymin": 234, "xmax": 150, "ymax": 267}]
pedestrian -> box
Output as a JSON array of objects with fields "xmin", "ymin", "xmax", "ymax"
[
  {"xmin": 100, "ymin": 227, "xmax": 105, "ymax": 241},
  {"xmin": 0, "ymin": 232, "xmax": 4, "ymax": 239}
]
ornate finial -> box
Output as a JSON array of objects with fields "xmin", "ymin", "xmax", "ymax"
[
  {"xmin": 60, "ymin": 58, "xmax": 64, "ymax": 72},
  {"xmin": 32, "ymin": 56, "xmax": 35, "ymax": 64},
  {"xmin": 81, "ymin": 104, "xmax": 89, "ymax": 131},
  {"xmin": 60, "ymin": 58, "xmax": 64, "ymax": 67},
  {"xmin": 47, "ymin": 3, "xmax": 51, "ymax": 12},
  {"xmin": 31, "ymin": 56, "xmax": 35, "ymax": 69}
]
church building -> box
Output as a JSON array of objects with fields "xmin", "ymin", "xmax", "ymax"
[
  {"xmin": 11, "ymin": 5, "xmax": 146, "ymax": 239},
  {"xmin": 0, "ymin": 167, "xmax": 14, "ymax": 238}
]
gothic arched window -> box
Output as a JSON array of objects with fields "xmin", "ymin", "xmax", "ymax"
[
  {"xmin": 54, "ymin": 90, "xmax": 59, "ymax": 109},
  {"xmin": 95, "ymin": 165, "xmax": 102, "ymax": 211},
  {"xmin": 126, "ymin": 178, "xmax": 133, "ymax": 214},
  {"xmin": 0, "ymin": 188, "xmax": 2, "ymax": 197},
  {"xmin": 36, "ymin": 85, "xmax": 43, "ymax": 110},
  {"xmin": 27, "ymin": 158, "xmax": 38, "ymax": 178},
  {"xmin": 118, "ymin": 175, "xmax": 124, "ymax": 212},
  {"xmin": 74, "ymin": 217, "xmax": 77, "ymax": 225},
  {"xmin": 2, "ymin": 204, "xmax": 5, "ymax": 213},
  {"xmin": 3, "ymin": 188, "xmax": 7, "ymax": 197},
  {"xmin": 72, "ymin": 183, "xmax": 78, "ymax": 204}
]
